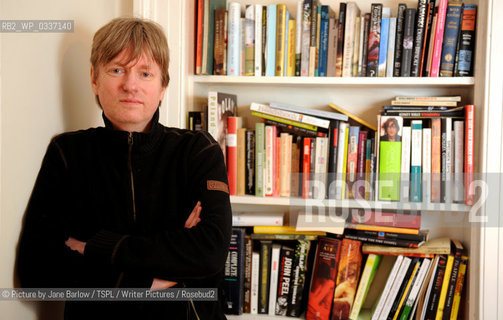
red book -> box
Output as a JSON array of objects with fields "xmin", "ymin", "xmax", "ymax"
[
  {"xmin": 227, "ymin": 117, "xmax": 242, "ymax": 195},
  {"xmin": 195, "ymin": 0, "xmax": 204, "ymax": 75},
  {"xmin": 356, "ymin": 131, "xmax": 368, "ymax": 199},
  {"xmin": 302, "ymin": 138, "xmax": 312, "ymax": 199},
  {"xmin": 306, "ymin": 238, "xmax": 342, "ymax": 320},
  {"xmin": 350, "ymin": 208, "xmax": 421, "ymax": 229},
  {"xmin": 275, "ymin": 136, "xmax": 281, "ymax": 197},
  {"xmin": 464, "ymin": 105, "xmax": 474, "ymax": 205}
]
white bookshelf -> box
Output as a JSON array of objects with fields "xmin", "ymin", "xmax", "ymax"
[{"xmin": 134, "ymin": 0, "xmax": 503, "ymax": 319}]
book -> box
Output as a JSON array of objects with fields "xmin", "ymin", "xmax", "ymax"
[
  {"xmin": 188, "ymin": 111, "xmax": 205, "ymax": 131},
  {"xmin": 399, "ymin": 258, "xmax": 432, "ymax": 320},
  {"xmin": 295, "ymin": 0, "xmax": 304, "ymax": 76},
  {"xmin": 431, "ymin": 118, "xmax": 442, "ymax": 202},
  {"xmin": 232, "ymin": 212, "xmax": 284, "ymax": 227},
  {"xmin": 386, "ymin": 17, "xmax": 397, "ymax": 78},
  {"xmin": 423, "ymin": 127, "xmax": 432, "ymax": 203},
  {"xmin": 388, "ymin": 257, "xmax": 421, "ymax": 319},
  {"xmin": 227, "ymin": 116, "xmax": 242, "ymax": 195},
  {"xmin": 255, "ymin": 123, "xmax": 265, "ymax": 197},
  {"xmin": 270, "ymin": 102, "xmax": 349, "ymax": 122},
  {"xmin": 411, "ymin": 0, "xmax": 429, "ymax": 77},
  {"xmin": 346, "ymin": 126, "xmax": 360, "ymax": 199},
  {"xmin": 331, "ymin": 239, "xmax": 362, "ymax": 320},
  {"xmin": 207, "ymin": 91, "xmax": 237, "ymax": 163},
  {"xmin": 393, "ymin": 96, "xmax": 462, "ymax": 102},
  {"xmin": 449, "ymin": 256, "xmax": 468, "ymax": 320},
  {"xmin": 346, "ymin": 223, "xmax": 423, "ymax": 236},
  {"xmin": 453, "ymin": 121, "xmax": 464, "ymax": 203},
  {"xmin": 275, "ymin": 4, "xmax": 287, "ymax": 77},
  {"xmin": 327, "ymin": 13, "xmax": 339, "ymax": 77},
  {"xmin": 464, "ymin": 105, "xmax": 474, "ymax": 205},
  {"xmin": 279, "ymin": 133, "xmax": 292, "ymax": 197},
  {"xmin": 251, "ymin": 233, "xmax": 319, "ymax": 241},
  {"xmin": 379, "ymin": 256, "xmax": 413, "ymax": 319},
  {"xmin": 379, "ymin": 116, "xmax": 403, "ymax": 201},
  {"xmin": 416, "ymin": 255, "xmax": 440, "ymax": 320},
  {"xmin": 335, "ymin": 123, "xmax": 349, "ymax": 200},
  {"xmin": 400, "ymin": 8, "xmax": 417, "ymax": 77},
  {"xmin": 306, "ymin": 237, "xmax": 342, "ymax": 320},
  {"xmin": 302, "ymin": 137, "xmax": 312, "ymax": 199},
  {"xmin": 456, "ymin": 5, "xmax": 477, "ymax": 76},
  {"xmin": 254, "ymin": 4, "xmax": 263, "ymax": 76},
  {"xmin": 349, "ymin": 254, "xmax": 382, "ymax": 320},
  {"xmin": 350, "ymin": 208, "xmax": 421, "ymax": 230},
  {"xmin": 401, "ymin": 126, "xmax": 412, "ymax": 202},
  {"xmin": 213, "ymin": 8, "xmax": 227, "ymax": 75},
  {"xmin": 203, "ymin": 0, "xmax": 226, "ymax": 74},
  {"xmin": 195, "ymin": 0, "xmax": 204, "ymax": 75},
  {"xmin": 421, "ymin": 0, "xmax": 437, "ymax": 76},
  {"xmin": 266, "ymin": 4, "xmax": 277, "ymax": 76},
  {"xmin": 329, "ymin": 103, "xmax": 377, "ymax": 131},
  {"xmin": 393, "ymin": 3, "xmax": 407, "ymax": 77},
  {"xmin": 300, "ymin": 0, "xmax": 312, "ymax": 77},
  {"xmin": 318, "ymin": 5, "xmax": 330, "ymax": 77},
  {"xmin": 367, "ymin": 3, "xmax": 382, "ymax": 77},
  {"xmin": 344, "ymin": 228, "xmax": 429, "ymax": 243},
  {"xmin": 268, "ymin": 243, "xmax": 282, "ymax": 315},
  {"xmin": 377, "ymin": 8, "xmax": 390, "ymax": 77},
  {"xmin": 439, "ymin": 2, "xmax": 463, "ymax": 77},
  {"xmin": 244, "ymin": 5, "xmax": 255, "ymax": 76},
  {"xmin": 258, "ymin": 240, "xmax": 272, "ymax": 314},
  {"xmin": 308, "ymin": 0, "xmax": 319, "ymax": 77},
  {"xmin": 343, "ymin": 2, "xmax": 361, "ymax": 77},
  {"xmin": 252, "ymin": 102, "xmax": 331, "ymax": 129},
  {"xmin": 296, "ymin": 212, "xmax": 345, "ymax": 235},
  {"xmin": 264, "ymin": 125, "xmax": 277, "ymax": 197},
  {"xmin": 251, "ymin": 251, "xmax": 260, "ymax": 314},
  {"xmin": 410, "ymin": 120, "xmax": 423, "ymax": 202},
  {"xmin": 335, "ymin": 2, "xmax": 346, "ymax": 77},
  {"xmin": 227, "ymin": 2, "xmax": 241, "ymax": 76},
  {"xmin": 371, "ymin": 255, "xmax": 405, "ymax": 320},
  {"xmin": 442, "ymin": 240, "xmax": 464, "ymax": 320},
  {"xmin": 362, "ymin": 237, "xmax": 452, "ymax": 257},
  {"xmin": 287, "ymin": 15, "xmax": 297, "ymax": 76},
  {"xmin": 435, "ymin": 254, "xmax": 455, "ymax": 319},
  {"xmin": 223, "ymin": 228, "xmax": 246, "ymax": 314},
  {"xmin": 254, "ymin": 226, "xmax": 326, "ymax": 236},
  {"xmin": 430, "ymin": 0, "xmax": 449, "ymax": 77},
  {"xmin": 245, "ymin": 130, "xmax": 255, "ymax": 195},
  {"xmin": 243, "ymin": 235, "xmax": 253, "ymax": 313},
  {"xmin": 275, "ymin": 245, "xmax": 295, "ymax": 315},
  {"xmin": 361, "ymin": 13, "xmax": 371, "ymax": 77},
  {"xmin": 288, "ymin": 240, "xmax": 312, "ymax": 317},
  {"xmin": 422, "ymin": 255, "xmax": 448, "ymax": 320}
]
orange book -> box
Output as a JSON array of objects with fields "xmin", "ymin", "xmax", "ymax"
[
  {"xmin": 431, "ymin": 118, "xmax": 441, "ymax": 202},
  {"xmin": 227, "ymin": 117, "xmax": 242, "ymax": 195},
  {"xmin": 331, "ymin": 239, "xmax": 362, "ymax": 320},
  {"xmin": 195, "ymin": 0, "xmax": 204, "ymax": 74}
]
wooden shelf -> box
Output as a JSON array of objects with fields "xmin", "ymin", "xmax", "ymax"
[
  {"xmin": 192, "ymin": 75, "xmax": 475, "ymax": 87},
  {"xmin": 230, "ymin": 195, "xmax": 472, "ymax": 212}
]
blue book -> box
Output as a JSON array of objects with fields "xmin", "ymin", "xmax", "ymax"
[
  {"xmin": 265, "ymin": 4, "xmax": 277, "ymax": 76},
  {"xmin": 318, "ymin": 5, "xmax": 329, "ymax": 77},
  {"xmin": 410, "ymin": 120, "xmax": 423, "ymax": 202},
  {"xmin": 456, "ymin": 4, "xmax": 477, "ymax": 76},
  {"xmin": 440, "ymin": 2, "xmax": 463, "ymax": 77},
  {"xmin": 378, "ymin": 10, "xmax": 390, "ymax": 77},
  {"xmin": 205, "ymin": 0, "xmax": 227, "ymax": 75},
  {"xmin": 227, "ymin": 2, "xmax": 241, "ymax": 76}
]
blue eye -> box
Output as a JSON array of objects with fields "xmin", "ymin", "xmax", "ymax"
[
  {"xmin": 111, "ymin": 68, "xmax": 122, "ymax": 74},
  {"xmin": 142, "ymin": 72, "xmax": 151, "ymax": 78}
]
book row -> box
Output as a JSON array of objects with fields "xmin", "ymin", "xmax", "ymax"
[
  {"xmin": 222, "ymin": 228, "xmax": 467, "ymax": 320},
  {"xmin": 195, "ymin": 0, "xmax": 477, "ymax": 78}
]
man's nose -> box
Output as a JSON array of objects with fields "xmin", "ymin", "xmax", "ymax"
[{"xmin": 122, "ymin": 72, "xmax": 138, "ymax": 92}]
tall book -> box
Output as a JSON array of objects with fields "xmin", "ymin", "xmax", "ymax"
[
  {"xmin": 295, "ymin": 0, "xmax": 304, "ymax": 76},
  {"xmin": 430, "ymin": 0, "xmax": 449, "ymax": 77},
  {"xmin": 399, "ymin": 258, "xmax": 432, "ymax": 319},
  {"xmin": 356, "ymin": 130, "xmax": 369, "ymax": 199},
  {"xmin": 442, "ymin": 240, "xmax": 464, "ymax": 320},
  {"xmin": 441, "ymin": 118, "xmax": 452, "ymax": 203},
  {"xmin": 245, "ymin": 130, "xmax": 255, "ymax": 195},
  {"xmin": 327, "ymin": 13, "xmax": 339, "ymax": 77},
  {"xmin": 266, "ymin": 4, "xmax": 277, "ymax": 76},
  {"xmin": 346, "ymin": 126, "xmax": 360, "ymax": 199},
  {"xmin": 367, "ymin": 4, "xmax": 382, "ymax": 77},
  {"xmin": 449, "ymin": 256, "xmax": 468, "ymax": 320},
  {"xmin": 223, "ymin": 228, "xmax": 246, "ymax": 314},
  {"xmin": 258, "ymin": 240, "xmax": 272, "ymax": 314},
  {"xmin": 287, "ymin": 15, "xmax": 297, "ymax": 76},
  {"xmin": 237, "ymin": 127, "xmax": 246, "ymax": 195},
  {"xmin": 421, "ymin": 0, "xmax": 437, "ymax": 76},
  {"xmin": 244, "ymin": 5, "xmax": 255, "ymax": 76},
  {"xmin": 393, "ymin": 3, "xmax": 407, "ymax": 77},
  {"xmin": 400, "ymin": 8, "xmax": 417, "ymax": 77},
  {"xmin": 275, "ymin": 4, "xmax": 287, "ymax": 76},
  {"xmin": 268, "ymin": 244, "xmax": 282, "ymax": 315},
  {"xmin": 308, "ymin": 0, "xmax": 319, "ymax": 77},
  {"xmin": 275, "ymin": 245, "xmax": 295, "ymax": 316},
  {"xmin": 318, "ymin": 5, "xmax": 330, "ymax": 77},
  {"xmin": 361, "ymin": 13, "xmax": 371, "ymax": 77},
  {"xmin": 456, "ymin": 5, "xmax": 477, "ymax": 76},
  {"xmin": 227, "ymin": 2, "xmax": 241, "ymax": 76},
  {"xmin": 314, "ymin": 136, "xmax": 329, "ymax": 199},
  {"xmin": 342, "ymin": 2, "xmax": 361, "ymax": 77},
  {"xmin": 302, "ymin": 137, "xmax": 312, "ymax": 199},
  {"xmin": 371, "ymin": 255, "xmax": 405, "ymax": 320},
  {"xmin": 243, "ymin": 236, "xmax": 253, "ymax": 313},
  {"xmin": 335, "ymin": 122, "xmax": 349, "ymax": 200},
  {"xmin": 377, "ymin": 8, "xmax": 390, "ymax": 77},
  {"xmin": 386, "ymin": 17, "xmax": 397, "ymax": 77},
  {"xmin": 349, "ymin": 254, "xmax": 382, "ymax": 320},
  {"xmin": 378, "ymin": 256, "xmax": 413, "ymax": 319},
  {"xmin": 288, "ymin": 240, "xmax": 312, "ymax": 317},
  {"xmin": 195, "ymin": 0, "xmax": 205, "ymax": 75},
  {"xmin": 423, "ymin": 127, "xmax": 432, "ymax": 203},
  {"xmin": 411, "ymin": 0, "xmax": 428, "ymax": 76},
  {"xmin": 227, "ymin": 117, "xmax": 242, "ymax": 195},
  {"xmin": 306, "ymin": 237, "xmax": 341, "ymax": 320},
  {"xmin": 207, "ymin": 91, "xmax": 237, "ymax": 163},
  {"xmin": 431, "ymin": 118, "xmax": 442, "ymax": 202},
  {"xmin": 255, "ymin": 123, "xmax": 265, "ymax": 197},
  {"xmin": 202, "ymin": 0, "xmax": 226, "ymax": 74},
  {"xmin": 331, "ymin": 239, "xmax": 362, "ymax": 320},
  {"xmin": 410, "ymin": 120, "xmax": 423, "ymax": 202},
  {"xmin": 280, "ymin": 133, "xmax": 293, "ymax": 197},
  {"xmin": 464, "ymin": 105, "xmax": 474, "ymax": 205},
  {"xmin": 435, "ymin": 255, "xmax": 455, "ymax": 319},
  {"xmin": 379, "ymin": 116, "xmax": 403, "ymax": 201},
  {"xmin": 214, "ymin": 9, "xmax": 228, "ymax": 75},
  {"xmin": 300, "ymin": 0, "xmax": 312, "ymax": 77},
  {"xmin": 251, "ymin": 251, "xmax": 260, "ymax": 314},
  {"xmin": 439, "ymin": 2, "xmax": 463, "ymax": 77},
  {"xmin": 265, "ymin": 125, "xmax": 277, "ymax": 197},
  {"xmin": 388, "ymin": 257, "xmax": 421, "ymax": 319},
  {"xmin": 424, "ymin": 255, "xmax": 448, "ymax": 320},
  {"xmin": 335, "ymin": 3, "xmax": 347, "ymax": 77}
]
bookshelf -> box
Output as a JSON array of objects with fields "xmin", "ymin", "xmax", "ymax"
[{"xmin": 133, "ymin": 0, "xmax": 503, "ymax": 319}]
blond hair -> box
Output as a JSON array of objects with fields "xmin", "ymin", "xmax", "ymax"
[{"xmin": 91, "ymin": 17, "xmax": 170, "ymax": 87}]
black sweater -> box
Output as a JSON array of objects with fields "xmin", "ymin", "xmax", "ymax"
[{"xmin": 17, "ymin": 110, "xmax": 232, "ymax": 319}]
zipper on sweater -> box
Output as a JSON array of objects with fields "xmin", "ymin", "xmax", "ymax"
[{"xmin": 128, "ymin": 132, "xmax": 137, "ymax": 224}]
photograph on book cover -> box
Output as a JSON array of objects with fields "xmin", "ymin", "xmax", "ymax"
[{"xmin": 380, "ymin": 116, "xmax": 403, "ymax": 142}]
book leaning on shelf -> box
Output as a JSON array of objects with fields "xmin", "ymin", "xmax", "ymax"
[{"xmin": 194, "ymin": 1, "xmax": 476, "ymax": 77}]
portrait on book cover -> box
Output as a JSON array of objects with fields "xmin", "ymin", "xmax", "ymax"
[{"xmin": 380, "ymin": 116, "xmax": 403, "ymax": 142}]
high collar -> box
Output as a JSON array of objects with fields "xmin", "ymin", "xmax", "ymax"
[{"xmin": 101, "ymin": 108, "xmax": 163, "ymax": 155}]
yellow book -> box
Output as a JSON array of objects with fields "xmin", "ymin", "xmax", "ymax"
[
  {"xmin": 392, "ymin": 260, "xmax": 420, "ymax": 320},
  {"xmin": 275, "ymin": 4, "xmax": 287, "ymax": 76},
  {"xmin": 253, "ymin": 226, "xmax": 326, "ymax": 236},
  {"xmin": 435, "ymin": 255, "xmax": 455, "ymax": 320},
  {"xmin": 345, "ymin": 223, "xmax": 423, "ymax": 235},
  {"xmin": 341, "ymin": 126, "xmax": 349, "ymax": 199},
  {"xmin": 450, "ymin": 256, "xmax": 468, "ymax": 320},
  {"xmin": 329, "ymin": 103, "xmax": 377, "ymax": 131},
  {"xmin": 362, "ymin": 237, "xmax": 452, "ymax": 257},
  {"xmin": 287, "ymin": 18, "xmax": 296, "ymax": 76}
]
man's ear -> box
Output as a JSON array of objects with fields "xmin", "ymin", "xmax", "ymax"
[{"xmin": 90, "ymin": 66, "xmax": 99, "ymax": 95}]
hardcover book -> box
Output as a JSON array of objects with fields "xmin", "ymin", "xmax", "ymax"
[
  {"xmin": 456, "ymin": 5, "xmax": 477, "ymax": 76},
  {"xmin": 223, "ymin": 228, "xmax": 246, "ymax": 314},
  {"xmin": 367, "ymin": 3, "xmax": 382, "ymax": 77},
  {"xmin": 207, "ymin": 91, "xmax": 237, "ymax": 163},
  {"xmin": 439, "ymin": 2, "xmax": 463, "ymax": 77}
]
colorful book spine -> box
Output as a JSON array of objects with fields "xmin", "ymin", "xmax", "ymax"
[
  {"xmin": 423, "ymin": 127, "xmax": 432, "ymax": 203},
  {"xmin": 386, "ymin": 17, "xmax": 397, "ymax": 77},
  {"xmin": 379, "ymin": 116, "xmax": 403, "ymax": 201},
  {"xmin": 284, "ymin": 12, "xmax": 290, "ymax": 77},
  {"xmin": 440, "ymin": 2, "xmax": 463, "ymax": 77},
  {"xmin": 302, "ymin": 137, "xmax": 312, "ymax": 199},
  {"xmin": 280, "ymin": 133, "xmax": 292, "ymax": 197},
  {"xmin": 237, "ymin": 128, "xmax": 246, "ymax": 195},
  {"xmin": 435, "ymin": 255, "xmax": 455, "ymax": 319},
  {"xmin": 400, "ymin": 126, "xmax": 411, "ymax": 202},
  {"xmin": 214, "ymin": 9, "xmax": 228, "ymax": 75},
  {"xmin": 255, "ymin": 123, "xmax": 265, "ymax": 197},
  {"xmin": 400, "ymin": 8, "xmax": 417, "ymax": 76},
  {"xmin": 431, "ymin": 118, "xmax": 442, "ymax": 202},
  {"xmin": 399, "ymin": 258, "xmax": 432, "ymax": 319},
  {"xmin": 393, "ymin": 3, "xmax": 407, "ymax": 77},
  {"xmin": 449, "ymin": 256, "xmax": 468, "ymax": 320},
  {"xmin": 421, "ymin": 0, "xmax": 437, "ymax": 76},
  {"xmin": 195, "ymin": 0, "xmax": 204, "ymax": 75},
  {"xmin": 335, "ymin": 2, "xmax": 347, "ymax": 77},
  {"xmin": 456, "ymin": 5, "xmax": 477, "ymax": 76},
  {"xmin": 308, "ymin": 0, "xmax": 319, "ymax": 77},
  {"xmin": 287, "ymin": 16, "xmax": 297, "ymax": 76},
  {"xmin": 443, "ymin": 241, "xmax": 464, "ymax": 320},
  {"xmin": 424, "ymin": 255, "xmax": 448, "ymax": 320},
  {"xmin": 335, "ymin": 122, "xmax": 348, "ymax": 200},
  {"xmin": 430, "ymin": 0, "xmax": 449, "ymax": 77},
  {"xmin": 411, "ymin": 0, "xmax": 428, "ymax": 76},
  {"xmin": 265, "ymin": 126, "xmax": 277, "ymax": 197},
  {"xmin": 367, "ymin": 3, "xmax": 382, "ymax": 77},
  {"xmin": 390, "ymin": 258, "xmax": 421, "ymax": 319},
  {"xmin": 464, "ymin": 105, "xmax": 474, "ymax": 205},
  {"xmin": 410, "ymin": 120, "xmax": 423, "ymax": 202},
  {"xmin": 300, "ymin": 0, "xmax": 312, "ymax": 77},
  {"xmin": 379, "ymin": 256, "xmax": 413, "ymax": 319},
  {"xmin": 346, "ymin": 126, "xmax": 360, "ymax": 199},
  {"xmin": 356, "ymin": 131, "xmax": 368, "ymax": 199},
  {"xmin": 361, "ymin": 13, "xmax": 371, "ymax": 76},
  {"xmin": 275, "ymin": 245, "xmax": 294, "ymax": 316},
  {"xmin": 227, "ymin": 2, "xmax": 241, "ymax": 76},
  {"xmin": 378, "ymin": 8, "xmax": 390, "ymax": 77},
  {"xmin": 343, "ymin": 2, "xmax": 361, "ymax": 77},
  {"xmin": 265, "ymin": 4, "xmax": 277, "ymax": 76}
]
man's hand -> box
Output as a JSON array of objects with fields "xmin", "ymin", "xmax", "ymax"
[
  {"xmin": 65, "ymin": 237, "xmax": 86, "ymax": 255},
  {"xmin": 150, "ymin": 201, "xmax": 203, "ymax": 291}
]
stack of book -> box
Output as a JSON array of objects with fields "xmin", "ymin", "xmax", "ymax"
[{"xmin": 195, "ymin": 1, "xmax": 477, "ymax": 78}]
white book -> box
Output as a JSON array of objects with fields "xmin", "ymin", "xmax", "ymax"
[
  {"xmin": 371, "ymin": 255, "xmax": 405, "ymax": 320},
  {"xmin": 265, "ymin": 125, "xmax": 275, "ymax": 196},
  {"xmin": 386, "ymin": 17, "xmax": 397, "ymax": 77},
  {"xmin": 342, "ymin": 2, "xmax": 361, "ymax": 77},
  {"xmin": 352, "ymin": 16, "xmax": 361, "ymax": 76},
  {"xmin": 420, "ymin": 257, "xmax": 440, "ymax": 320},
  {"xmin": 357, "ymin": 15, "xmax": 365, "ymax": 76},
  {"xmin": 445, "ymin": 118, "xmax": 453, "ymax": 203},
  {"xmin": 254, "ymin": 4, "xmax": 263, "ymax": 76},
  {"xmin": 232, "ymin": 212, "xmax": 284, "ymax": 227},
  {"xmin": 268, "ymin": 244, "xmax": 282, "ymax": 316},
  {"xmin": 250, "ymin": 251, "xmax": 260, "ymax": 314},
  {"xmin": 454, "ymin": 121, "xmax": 465, "ymax": 202},
  {"xmin": 295, "ymin": 0, "xmax": 303, "ymax": 76},
  {"xmin": 335, "ymin": 122, "xmax": 349, "ymax": 200},
  {"xmin": 240, "ymin": 18, "xmax": 246, "ymax": 76},
  {"xmin": 201, "ymin": 0, "xmax": 210, "ymax": 74},
  {"xmin": 404, "ymin": 258, "xmax": 432, "ymax": 315},
  {"xmin": 400, "ymin": 126, "xmax": 411, "ymax": 202},
  {"xmin": 244, "ymin": 5, "xmax": 255, "ymax": 76},
  {"xmin": 411, "ymin": 120, "xmax": 423, "ymax": 202},
  {"xmin": 422, "ymin": 128, "xmax": 432, "ymax": 203},
  {"xmin": 251, "ymin": 102, "xmax": 331, "ymax": 128},
  {"xmin": 280, "ymin": 133, "xmax": 292, "ymax": 197},
  {"xmin": 227, "ymin": 2, "xmax": 241, "ymax": 76},
  {"xmin": 378, "ymin": 256, "xmax": 412, "ymax": 319},
  {"xmin": 313, "ymin": 137, "xmax": 329, "ymax": 199}
]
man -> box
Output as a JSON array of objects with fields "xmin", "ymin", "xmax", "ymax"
[{"xmin": 17, "ymin": 17, "xmax": 231, "ymax": 319}]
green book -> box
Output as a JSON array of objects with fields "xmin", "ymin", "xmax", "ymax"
[
  {"xmin": 255, "ymin": 123, "xmax": 265, "ymax": 197},
  {"xmin": 379, "ymin": 140, "xmax": 402, "ymax": 201},
  {"xmin": 349, "ymin": 254, "xmax": 382, "ymax": 319}
]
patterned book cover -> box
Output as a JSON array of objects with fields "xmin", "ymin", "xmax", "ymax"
[{"xmin": 366, "ymin": 3, "xmax": 382, "ymax": 76}]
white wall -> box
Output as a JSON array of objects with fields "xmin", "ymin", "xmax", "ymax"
[{"xmin": 0, "ymin": 1, "xmax": 133, "ymax": 319}]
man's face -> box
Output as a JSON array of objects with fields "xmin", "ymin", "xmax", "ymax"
[
  {"xmin": 386, "ymin": 121, "xmax": 397, "ymax": 138},
  {"xmin": 91, "ymin": 48, "xmax": 166, "ymax": 132}
]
